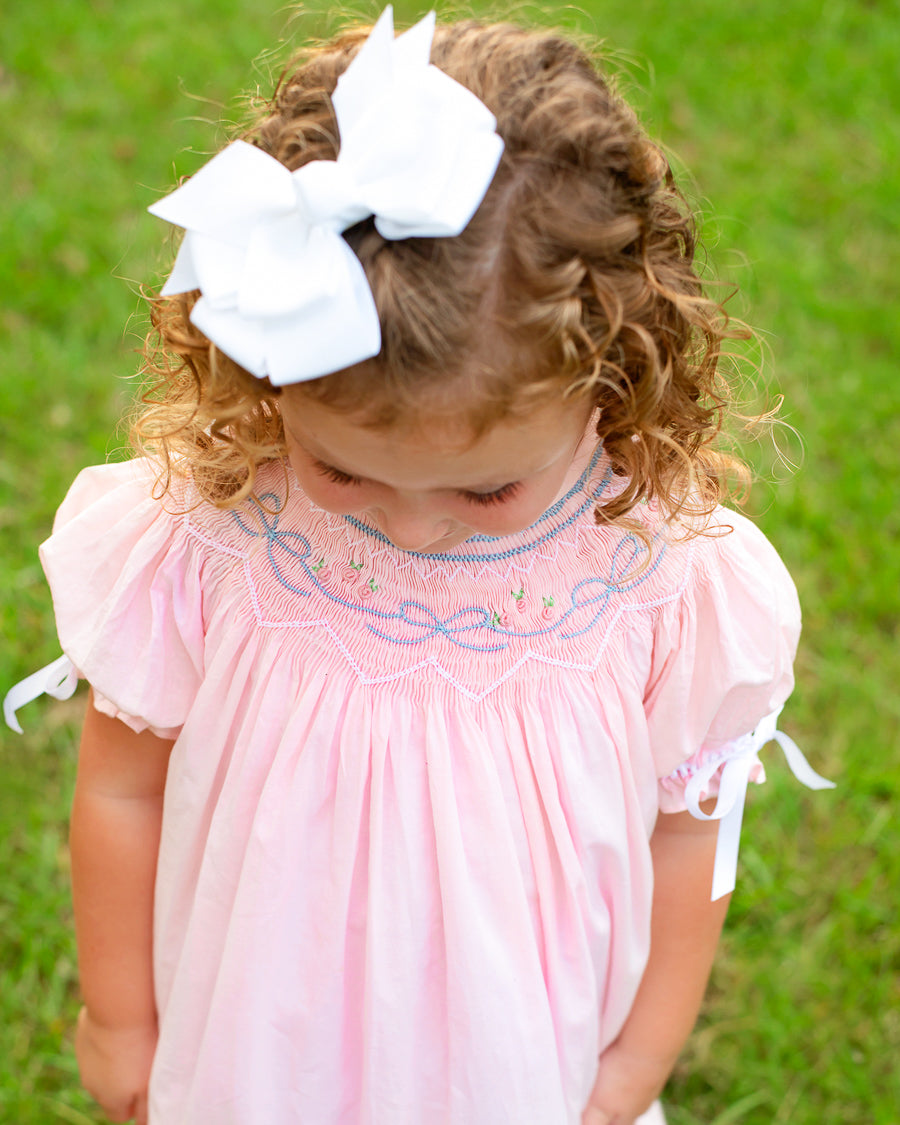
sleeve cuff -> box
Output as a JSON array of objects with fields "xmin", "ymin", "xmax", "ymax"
[{"xmin": 661, "ymin": 708, "xmax": 835, "ymax": 901}]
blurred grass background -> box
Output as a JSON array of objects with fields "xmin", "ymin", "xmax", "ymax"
[{"xmin": 1, "ymin": 0, "xmax": 897, "ymax": 1121}]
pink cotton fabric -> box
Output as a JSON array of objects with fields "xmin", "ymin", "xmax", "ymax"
[{"xmin": 41, "ymin": 450, "xmax": 799, "ymax": 1125}]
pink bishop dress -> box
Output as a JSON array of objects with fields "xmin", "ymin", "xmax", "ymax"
[{"xmin": 38, "ymin": 444, "xmax": 803, "ymax": 1124}]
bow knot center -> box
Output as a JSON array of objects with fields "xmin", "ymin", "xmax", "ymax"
[{"xmin": 292, "ymin": 160, "xmax": 370, "ymax": 232}]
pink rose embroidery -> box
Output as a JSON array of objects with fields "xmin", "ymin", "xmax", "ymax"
[{"xmin": 356, "ymin": 577, "xmax": 378, "ymax": 600}]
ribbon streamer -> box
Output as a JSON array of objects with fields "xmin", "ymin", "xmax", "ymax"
[
  {"xmin": 682, "ymin": 708, "xmax": 836, "ymax": 900},
  {"xmin": 3, "ymin": 655, "xmax": 79, "ymax": 734},
  {"xmin": 148, "ymin": 6, "xmax": 504, "ymax": 385}
]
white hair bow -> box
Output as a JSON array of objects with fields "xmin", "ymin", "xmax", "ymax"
[{"xmin": 148, "ymin": 6, "xmax": 504, "ymax": 385}]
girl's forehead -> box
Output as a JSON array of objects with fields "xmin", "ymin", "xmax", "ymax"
[{"xmin": 281, "ymin": 394, "xmax": 593, "ymax": 488}]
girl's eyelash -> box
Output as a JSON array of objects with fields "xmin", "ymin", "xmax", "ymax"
[
  {"xmin": 461, "ymin": 482, "xmax": 521, "ymax": 506},
  {"xmin": 314, "ymin": 461, "xmax": 361, "ymax": 486},
  {"xmin": 313, "ymin": 459, "xmax": 520, "ymax": 506}
]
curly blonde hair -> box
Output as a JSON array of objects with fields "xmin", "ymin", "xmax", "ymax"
[{"xmin": 135, "ymin": 17, "xmax": 751, "ymax": 524}]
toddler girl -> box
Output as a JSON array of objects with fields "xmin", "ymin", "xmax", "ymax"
[{"xmin": 6, "ymin": 9, "xmax": 833, "ymax": 1124}]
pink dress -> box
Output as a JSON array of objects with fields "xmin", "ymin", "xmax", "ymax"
[{"xmin": 40, "ymin": 446, "xmax": 801, "ymax": 1124}]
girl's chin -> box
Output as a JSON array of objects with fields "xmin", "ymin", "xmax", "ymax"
[
  {"xmin": 411, "ymin": 532, "xmax": 471, "ymax": 554},
  {"xmin": 347, "ymin": 512, "xmax": 474, "ymax": 554},
  {"xmin": 380, "ymin": 521, "xmax": 526, "ymax": 554},
  {"xmin": 381, "ymin": 529, "xmax": 471, "ymax": 554}
]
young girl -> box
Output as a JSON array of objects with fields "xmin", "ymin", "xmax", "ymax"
[{"xmin": 6, "ymin": 9, "xmax": 833, "ymax": 1124}]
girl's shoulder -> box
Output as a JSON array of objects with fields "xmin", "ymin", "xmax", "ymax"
[
  {"xmin": 44, "ymin": 455, "xmax": 295, "ymax": 557},
  {"xmin": 39, "ymin": 458, "xmax": 208, "ymax": 738},
  {"xmin": 43, "ymin": 457, "xmax": 193, "ymax": 571},
  {"xmin": 558, "ymin": 489, "xmax": 799, "ymax": 634},
  {"xmin": 610, "ymin": 499, "xmax": 801, "ymax": 684},
  {"xmin": 651, "ymin": 500, "xmax": 798, "ymax": 610}
]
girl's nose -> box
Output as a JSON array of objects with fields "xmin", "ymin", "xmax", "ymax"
[{"xmin": 374, "ymin": 497, "xmax": 453, "ymax": 553}]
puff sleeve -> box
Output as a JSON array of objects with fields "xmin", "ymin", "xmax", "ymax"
[
  {"xmin": 646, "ymin": 508, "xmax": 800, "ymax": 785},
  {"xmin": 644, "ymin": 509, "xmax": 832, "ymax": 898},
  {"xmin": 38, "ymin": 460, "xmax": 205, "ymax": 739}
]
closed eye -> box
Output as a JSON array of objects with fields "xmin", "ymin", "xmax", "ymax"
[
  {"xmin": 314, "ymin": 458, "xmax": 521, "ymax": 506},
  {"xmin": 313, "ymin": 461, "xmax": 362, "ymax": 486},
  {"xmin": 460, "ymin": 482, "xmax": 521, "ymax": 506}
]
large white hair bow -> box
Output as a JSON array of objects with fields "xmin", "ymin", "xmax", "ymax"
[{"xmin": 148, "ymin": 6, "xmax": 504, "ymax": 385}]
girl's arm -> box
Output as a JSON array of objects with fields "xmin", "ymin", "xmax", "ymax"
[
  {"xmin": 582, "ymin": 808, "xmax": 730, "ymax": 1125},
  {"xmin": 69, "ymin": 693, "xmax": 174, "ymax": 1125}
]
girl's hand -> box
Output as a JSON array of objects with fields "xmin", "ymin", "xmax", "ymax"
[
  {"xmin": 75, "ymin": 1007, "xmax": 158, "ymax": 1124},
  {"xmin": 581, "ymin": 1039, "xmax": 674, "ymax": 1125}
]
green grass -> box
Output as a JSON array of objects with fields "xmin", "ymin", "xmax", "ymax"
[{"xmin": 2, "ymin": 1, "xmax": 898, "ymax": 1121}]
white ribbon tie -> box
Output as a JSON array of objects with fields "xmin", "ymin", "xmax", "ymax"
[
  {"xmin": 4, "ymin": 655, "xmax": 79, "ymax": 734},
  {"xmin": 682, "ymin": 708, "xmax": 836, "ymax": 900}
]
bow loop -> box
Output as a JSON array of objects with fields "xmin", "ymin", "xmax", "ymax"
[
  {"xmin": 151, "ymin": 140, "xmax": 296, "ymax": 247},
  {"xmin": 149, "ymin": 6, "xmax": 504, "ymax": 385}
]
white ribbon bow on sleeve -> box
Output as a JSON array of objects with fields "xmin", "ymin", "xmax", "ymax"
[
  {"xmin": 148, "ymin": 6, "xmax": 504, "ymax": 385},
  {"xmin": 682, "ymin": 708, "xmax": 836, "ymax": 901}
]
